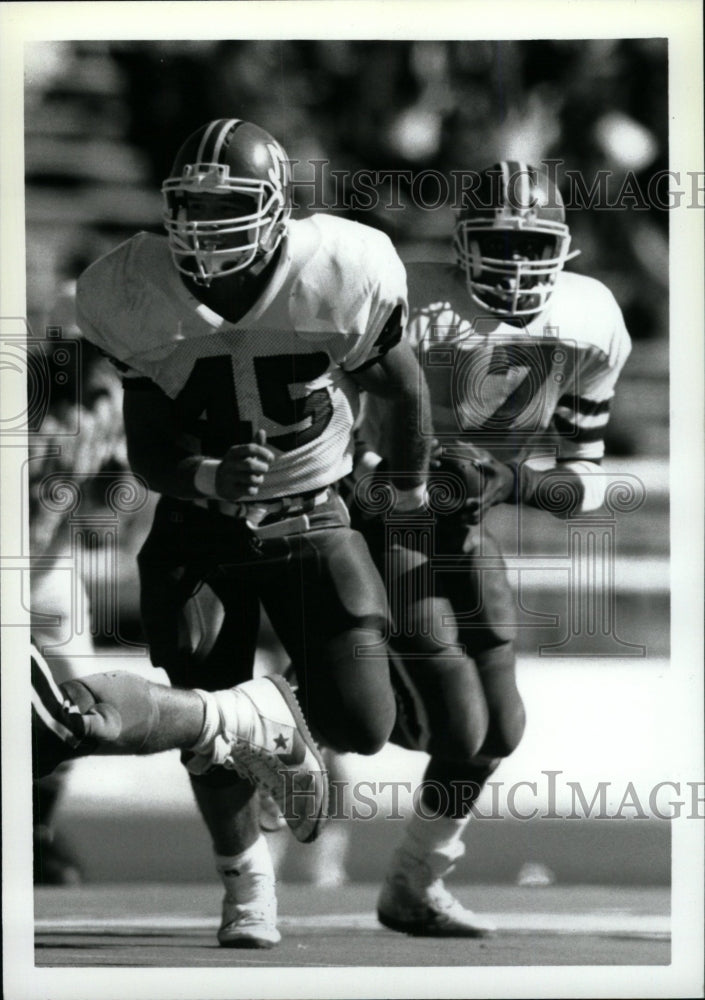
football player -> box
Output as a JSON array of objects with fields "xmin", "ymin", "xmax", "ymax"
[
  {"xmin": 356, "ymin": 161, "xmax": 632, "ymax": 936},
  {"xmin": 75, "ymin": 119, "xmax": 430, "ymax": 948},
  {"xmin": 31, "ymin": 642, "xmax": 328, "ymax": 846}
]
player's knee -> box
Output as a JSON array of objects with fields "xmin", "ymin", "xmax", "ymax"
[
  {"xmin": 315, "ymin": 694, "xmax": 395, "ymax": 756},
  {"xmin": 62, "ymin": 672, "xmax": 159, "ymax": 753},
  {"xmin": 472, "ymin": 642, "xmax": 525, "ymax": 757},
  {"xmin": 309, "ymin": 630, "xmax": 396, "ymax": 755},
  {"xmin": 393, "ymin": 608, "xmax": 462, "ymax": 660},
  {"xmin": 347, "ymin": 720, "xmax": 390, "ymax": 756},
  {"xmin": 430, "ymin": 708, "xmax": 489, "ymax": 762},
  {"xmin": 482, "ymin": 697, "xmax": 526, "ymax": 758},
  {"xmin": 415, "ymin": 655, "xmax": 491, "ymax": 761},
  {"xmin": 493, "ymin": 699, "xmax": 527, "ymax": 757},
  {"xmin": 458, "ymin": 722, "xmax": 489, "ymax": 761},
  {"xmin": 332, "ymin": 701, "xmax": 395, "ymax": 755}
]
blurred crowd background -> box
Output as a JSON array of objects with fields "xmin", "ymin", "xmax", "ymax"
[{"xmin": 25, "ymin": 39, "xmax": 668, "ymax": 359}]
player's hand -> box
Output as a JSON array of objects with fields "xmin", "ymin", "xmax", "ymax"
[
  {"xmin": 353, "ymin": 460, "xmax": 429, "ymax": 520},
  {"xmin": 215, "ymin": 429, "xmax": 275, "ymax": 500},
  {"xmin": 432, "ymin": 439, "xmax": 517, "ymax": 525}
]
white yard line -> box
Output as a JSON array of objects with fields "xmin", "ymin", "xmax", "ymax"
[{"xmin": 35, "ymin": 911, "xmax": 670, "ymax": 939}]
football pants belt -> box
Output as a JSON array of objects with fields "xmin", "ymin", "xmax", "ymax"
[{"xmin": 192, "ymin": 486, "xmax": 331, "ymax": 525}]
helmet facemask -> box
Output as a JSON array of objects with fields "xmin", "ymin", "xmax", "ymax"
[
  {"xmin": 454, "ymin": 217, "xmax": 577, "ymax": 317},
  {"xmin": 162, "ymin": 162, "xmax": 291, "ymax": 285}
]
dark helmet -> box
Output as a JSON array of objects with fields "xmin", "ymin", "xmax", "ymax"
[
  {"xmin": 162, "ymin": 119, "xmax": 292, "ymax": 284},
  {"xmin": 454, "ymin": 161, "xmax": 579, "ymax": 317}
]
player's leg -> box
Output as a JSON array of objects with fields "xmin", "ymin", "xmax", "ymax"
[
  {"xmin": 32, "ymin": 643, "xmax": 89, "ymax": 781},
  {"xmin": 445, "ymin": 526, "xmax": 526, "ymax": 801},
  {"xmin": 377, "ymin": 525, "xmax": 521, "ymax": 936},
  {"xmin": 260, "ymin": 522, "xmax": 397, "ymax": 757},
  {"xmin": 135, "ymin": 501, "xmax": 278, "ymax": 948},
  {"xmin": 375, "ymin": 656, "xmax": 497, "ymax": 936},
  {"xmin": 31, "ymin": 560, "xmax": 94, "ymax": 885},
  {"xmin": 177, "ymin": 565, "xmax": 334, "ymax": 946},
  {"xmin": 176, "ymin": 580, "xmax": 281, "ymax": 949},
  {"xmin": 353, "ymin": 511, "xmax": 492, "ymax": 757},
  {"xmin": 32, "ymin": 644, "xmax": 203, "ymax": 776},
  {"xmin": 268, "ymin": 516, "xmax": 498, "ymax": 935},
  {"xmin": 257, "ymin": 520, "xmax": 396, "ymax": 899},
  {"xmin": 33, "ymin": 643, "xmax": 328, "ymax": 837},
  {"xmin": 351, "ymin": 511, "xmax": 494, "ymax": 934},
  {"xmin": 383, "ymin": 534, "xmax": 492, "ymax": 758}
]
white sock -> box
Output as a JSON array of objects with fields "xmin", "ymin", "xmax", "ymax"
[
  {"xmin": 189, "ymin": 689, "xmax": 222, "ymax": 754},
  {"xmin": 401, "ymin": 810, "xmax": 471, "ymax": 866},
  {"xmin": 216, "ymin": 836, "xmax": 275, "ymax": 902},
  {"xmin": 190, "ymin": 685, "xmax": 259, "ymax": 755},
  {"xmin": 211, "ymin": 688, "xmax": 246, "ymax": 735}
]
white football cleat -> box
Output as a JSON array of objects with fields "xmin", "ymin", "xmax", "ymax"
[
  {"xmin": 189, "ymin": 675, "xmax": 328, "ymax": 844},
  {"xmin": 218, "ymin": 870, "xmax": 281, "ymax": 949},
  {"xmin": 377, "ymin": 847, "xmax": 496, "ymax": 938}
]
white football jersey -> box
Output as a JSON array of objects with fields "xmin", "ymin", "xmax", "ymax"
[
  {"xmin": 76, "ymin": 216, "xmax": 407, "ymax": 499},
  {"xmin": 362, "ymin": 262, "xmax": 631, "ymax": 466}
]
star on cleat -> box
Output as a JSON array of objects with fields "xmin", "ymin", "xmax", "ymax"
[{"xmin": 188, "ymin": 674, "xmax": 329, "ymax": 843}]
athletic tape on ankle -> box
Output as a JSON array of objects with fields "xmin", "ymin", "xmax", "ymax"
[
  {"xmin": 191, "ymin": 689, "xmax": 221, "ymax": 753},
  {"xmin": 216, "ymin": 836, "xmax": 274, "ymax": 878}
]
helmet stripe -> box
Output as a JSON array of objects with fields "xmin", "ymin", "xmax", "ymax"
[
  {"xmin": 195, "ymin": 118, "xmax": 242, "ymax": 164},
  {"xmin": 195, "ymin": 119, "xmax": 225, "ymax": 163},
  {"xmin": 212, "ymin": 118, "xmax": 242, "ymax": 163}
]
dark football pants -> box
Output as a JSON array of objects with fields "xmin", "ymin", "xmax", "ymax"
[
  {"xmin": 137, "ymin": 495, "xmax": 397, "ymax": 771},
  {"xmin": 356, "ymin": 511, "xmax": 526, "ymax": 815}
]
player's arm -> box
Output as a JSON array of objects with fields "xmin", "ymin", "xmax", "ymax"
[
  {"xmin": 350, "ymin": 334, "xmax": 432, "ymax": 512},
  {"xmin": 122, "ymin": 378, "xmax": 274, "ymax": 501},
  {"xmin": 519, "ymin": 306, "xmax": 633, "ymax": 519},
  {"xmin": 514, "ymin": 458, "xmax": 605, "ymax": 519},
  {"xmin": 436, "ymin": 438, "xmax": 609, "ymax": 523}
]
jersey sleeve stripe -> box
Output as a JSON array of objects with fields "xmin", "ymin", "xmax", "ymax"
[
  {"xmin": 553, "ymin": 414, "xmax": 608, "ymax": 443},
  {"xmin": 554, "ymin": 407, "xmax": 610, "ymax": 431},
  {"xmin": 557, "ymin": 394, "xmax": 612, "ymax": 416}
]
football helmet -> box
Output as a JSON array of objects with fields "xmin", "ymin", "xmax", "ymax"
[
  {"xmin": 454, "ymin": 161, "xmax": 579, "ymax": 317},
  {"xmin": 162, "ymin": 119, "xmax": 292, "ymax": 284}
]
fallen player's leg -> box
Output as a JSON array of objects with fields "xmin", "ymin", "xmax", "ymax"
[{"xmin": 31, "ymin": 644, "xmax": 329, "ymax": 846}]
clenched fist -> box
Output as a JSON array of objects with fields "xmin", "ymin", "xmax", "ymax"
[{"xmin": 215, "ymin": 429, "xmax": 275, "ymax": 500}]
